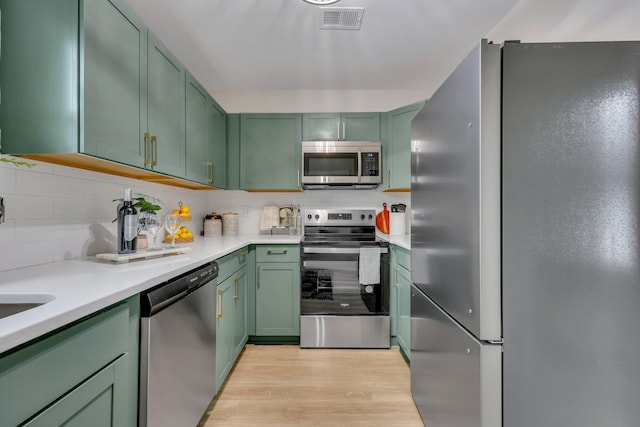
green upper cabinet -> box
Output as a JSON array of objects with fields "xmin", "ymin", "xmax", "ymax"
[
  {"xmin": 302, "ymin": 112, "xmax": 381, "ymax": 141},
  {"xmin": 185, "ymin": 72, "xmax": 227, "ymax": 188},
  {"xmin": 0, "ymin": 0, "xmax": 223, "ymax": 189},
  {"xmin": 0, "ymin": 0, "xmax": 145, "ymax": 164},
  {"xmin": 82, "ymin": 0, "xmax": 147, "ymax": 168},
  {"xmin": 239, "ymin": 114, "xmax": 302, "ymax": 190},
  {"xmin": 207, "ymin": 97, "xmax": 227, "ymax": 188},
  {"xmin": 185, "ymin": 73, "xmax": 209, "ymax": 184},
  {"xmin": 385, "ymin": 101, "xmax": 425, "ymax": 190},
  {"xmin": 146, "ymin": 33, "xmax": 186, "ymax": 177}
]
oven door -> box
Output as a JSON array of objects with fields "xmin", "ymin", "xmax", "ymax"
[{"xmin": 301, "ymin": 246, "xmax": 389, "ymax": 316}]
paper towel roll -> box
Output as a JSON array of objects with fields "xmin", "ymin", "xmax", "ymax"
[{"xmin": 389, "ymin": 212, "xmax": 406, "ymax": 236}]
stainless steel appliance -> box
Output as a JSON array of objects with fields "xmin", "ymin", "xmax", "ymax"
[
  {"xmin": 300, "ymin": 209, "xmax": 390, "ymax": 348},
  {"xmin": 301, "ymin": 141, "xmax": 381, "ymax": 189},
  {"xmin": 411, "ymin": 39, "xmax": 640, "ymax": 426},
  {"xmin": 139, "ymin": 261, "xmax": 218, "ymax": 427}
]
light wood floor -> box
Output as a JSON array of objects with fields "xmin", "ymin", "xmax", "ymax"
[{"xmin": 200, "ymin": 344, "xmax": 424, "ymax": 427}]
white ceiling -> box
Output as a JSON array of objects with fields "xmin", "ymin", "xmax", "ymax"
[{"xmin": 122, "ymin": 0, "xmax": 640, "ymax": 113}]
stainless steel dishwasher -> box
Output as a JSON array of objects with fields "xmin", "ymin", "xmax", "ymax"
[{"xmin": 139, "ymin": 261, "xmax": 218, "ymax": 427}]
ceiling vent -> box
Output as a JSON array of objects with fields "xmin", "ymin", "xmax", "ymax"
[{"xmin": 319, "ymin": 7, "xmax": 365, "ymax": 30}]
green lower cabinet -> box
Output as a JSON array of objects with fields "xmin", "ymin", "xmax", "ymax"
[
  {"xmin": 0, "ymin": 297, "xmax": 139, "ymax": 427},
  {"xmin": 215, "ymin": 248, "xmax": 249, "ymax": 392},
  {"xmin": 24, "ymin": 354, "xmax": 130, "ymax": 427},
  {"xmin": 254, "ymin": 245, "xmax": 300, "ymax": 337},
  {"xmin": 396, "ymin": 264, "xmax": 412, "ymax": 359},
  {"xmin": 232, "ymin": 266, "xmax": 248, "ymax": 360},
  {"xmin": 216, "ymin": 276, "xmax": 235, "ymax": 392},
  {"xmin": 391, "ymin": 246, "xmax": 411, "ymax": 360},
  {"xmin": 255, "ymin": 262, "xmax": 300, "ymax": 336}
]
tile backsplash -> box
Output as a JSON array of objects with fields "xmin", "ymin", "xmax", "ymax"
[
  {"xmin": 0, "ymin": 159, "xmax": 206, "ymax": 272},
  {"xmin": 0, "ymin": 158, "xmax": 410, "ymax": 272}
]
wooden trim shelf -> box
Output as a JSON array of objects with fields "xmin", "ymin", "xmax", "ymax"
[{"xmin": 21, "ymin": 153, "xmax": 220, "ymax": 190}]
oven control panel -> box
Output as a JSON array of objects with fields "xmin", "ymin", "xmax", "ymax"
[{"xmin": 303, "ymin": 209, "xmax": 376, "ymax": 226}]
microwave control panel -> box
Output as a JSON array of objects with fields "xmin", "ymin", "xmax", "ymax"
[{"xmin": 361, "ymin": 152, "xmax": 380, "ymax": 176}]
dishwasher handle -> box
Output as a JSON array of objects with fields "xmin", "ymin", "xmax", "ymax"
[{"xmin": 141, "ymin": 261, "xmax": 218, "ymax": 317}]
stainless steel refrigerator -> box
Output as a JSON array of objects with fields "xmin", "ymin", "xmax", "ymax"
[{"xmin": 410, "ymin": 39, "xmax": 640, "ymax": 427}]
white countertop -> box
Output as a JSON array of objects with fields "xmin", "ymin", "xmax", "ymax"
[
  {"xmin": 0, "ymin": 233, "xmax": 411, "ymax": 354},
  {"xmin": 0, "ymin": 234, "xmax": 300, "ymax": 354},
  {"xmin": 377, "ymin": 233, "xmax": 411, "ymax": 250}
]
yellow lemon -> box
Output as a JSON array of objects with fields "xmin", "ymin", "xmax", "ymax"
[
  {"xmin": 186, "ymin": 232, "xmax": 194, "ymax": 239},
  {"xmin": 172, "ymin": 209, "xmax": 180, "ymax": 215},
  {"xmin": 180, "ymin": 205, "xmax": 190, "ymax": 214}
]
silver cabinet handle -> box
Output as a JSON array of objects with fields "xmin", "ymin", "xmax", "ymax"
[
  {"xmin": 297, "ymin": 169, "xmax": 300, "ymax": 189},
  {"xmin": 234, "ymin": 276, "xmax": 240, "ymax": 301},
  {"xmin": 342, "ymin": 121, "xmax": 346, "ymax": 141},
  {"xmin": 337, "ymin": 122, "xmax": 341, "ymax": 140},
  {"xmin": 207, "ymin": 162, "xmax": 214, "ymax": 184},
  {"xmin": 217, "ymin": 289, "xmax": 223, "ymax": 318}
]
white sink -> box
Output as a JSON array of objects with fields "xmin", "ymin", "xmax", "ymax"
[{"xmin": 0, "ymin": 293, "xmax": 56, "ymax": 319}]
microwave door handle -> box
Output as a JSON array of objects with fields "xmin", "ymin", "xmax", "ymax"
[{"xmin": 357, "ymin": 149, "xmax": 362, "ymax": 183}]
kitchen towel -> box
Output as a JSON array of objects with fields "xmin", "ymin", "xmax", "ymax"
[{"xmin": 359, "ymin": 247, "xmax": 381, "ymax": 285}]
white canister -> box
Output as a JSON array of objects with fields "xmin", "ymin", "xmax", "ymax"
[
  {"xmin": 389, "ymin": 212, "xmax": 406, "ymax": 236},
  {"xmin": 204, "ymin": 216, "xmax": 222, "ymax": 237},
  {"xmin": 222, "ymin": 212, "xmax": 239, "ymax": 235}
]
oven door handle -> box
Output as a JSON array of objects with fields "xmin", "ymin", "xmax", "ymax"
[{"xmin": 302, "ymin": 247, "xmax": 388, "ymax": 255}]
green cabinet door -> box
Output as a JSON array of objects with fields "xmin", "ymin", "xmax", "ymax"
[
  {"xmin": 255, "ymin": 262, "xmax": 300, "ymax": 336},
  {"xmin": 385, "ymin": 101, "xmax": 425, "ymax": 190},
  {"xmin": 216, "ymin": 277, "xmax": 234, "ymax": 392},
  {"xmin": 396, "ymin": 264, "xmax": 412, "ymax": 359},
  {"xmin": 240, "ymin": 114, "xmax": 302, "ymax": 190},
  {"xmin": 207, "ymin": 98, "xmax": 227, "ymax": 188},
  {"xmin": 0, "ymin": 297, "xmax": 139, "ymax": 427},
  {"xmin": 232, "ymin": 266, "xmax": 248, "ymax": 359},
  {"xmin": 24, "ymin": 354, "xmax": 130, "ymax": 427},
  {"xmin": 185, "ymin": 73, "xmax": 227, "ymax": 188},
  {"xmin": 342, "ymin": 112, "xmax": 381, "ymax": 141},
  {"xmin": 185, "ymin": 73, "xmax": 210, "ymax": 184},
  {"xmin": 302, "ymin": 113, "xmax": 341, "ymax": 140},
  {"xmin": 146, "ymin": 33, "xmax": 186, "ymax": 177},
  {"xmin": 0, "ymin": 0, "xmax": 147, "ymax": 164},
  {"xmin": 302, "ymin": 113, "xmax": 380, "ymax": 141},
  {"xmin": 83, "ymin": 0, "xmax": 147, "ymax": 167}
]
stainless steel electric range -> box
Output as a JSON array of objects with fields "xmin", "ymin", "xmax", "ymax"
[{"xmin": 300, "ymin": 209, "xmax": 390, "ymax": 348}]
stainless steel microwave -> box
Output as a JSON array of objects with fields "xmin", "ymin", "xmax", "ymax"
[{"xmin": 301, "ymin": 141, "xmax": 382, "ymax": 189}]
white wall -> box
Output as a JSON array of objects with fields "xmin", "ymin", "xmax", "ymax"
[{"xmin": 0, "ymin": 158, "xmax": 409, "ymax": 272}]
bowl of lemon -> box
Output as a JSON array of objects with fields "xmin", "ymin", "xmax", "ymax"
[{"xmin": 163, "ymin": 202, "xmax": 194, "ymax": 244}]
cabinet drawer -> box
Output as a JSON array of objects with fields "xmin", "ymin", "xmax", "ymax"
[
  {"xmin": 0, "ymin": 300, "xmax": 131, "ymax": 426},
  {"xmin": 217, "ymin": 247, "xmax": 250, "ymax": 282},
  {"xmin": 394, "ymin": 246, "xmax": 411, "ymax": 270},
  {"xmin": 255, "ymin": 245, "xmax": 300, "ymax": 263}
]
